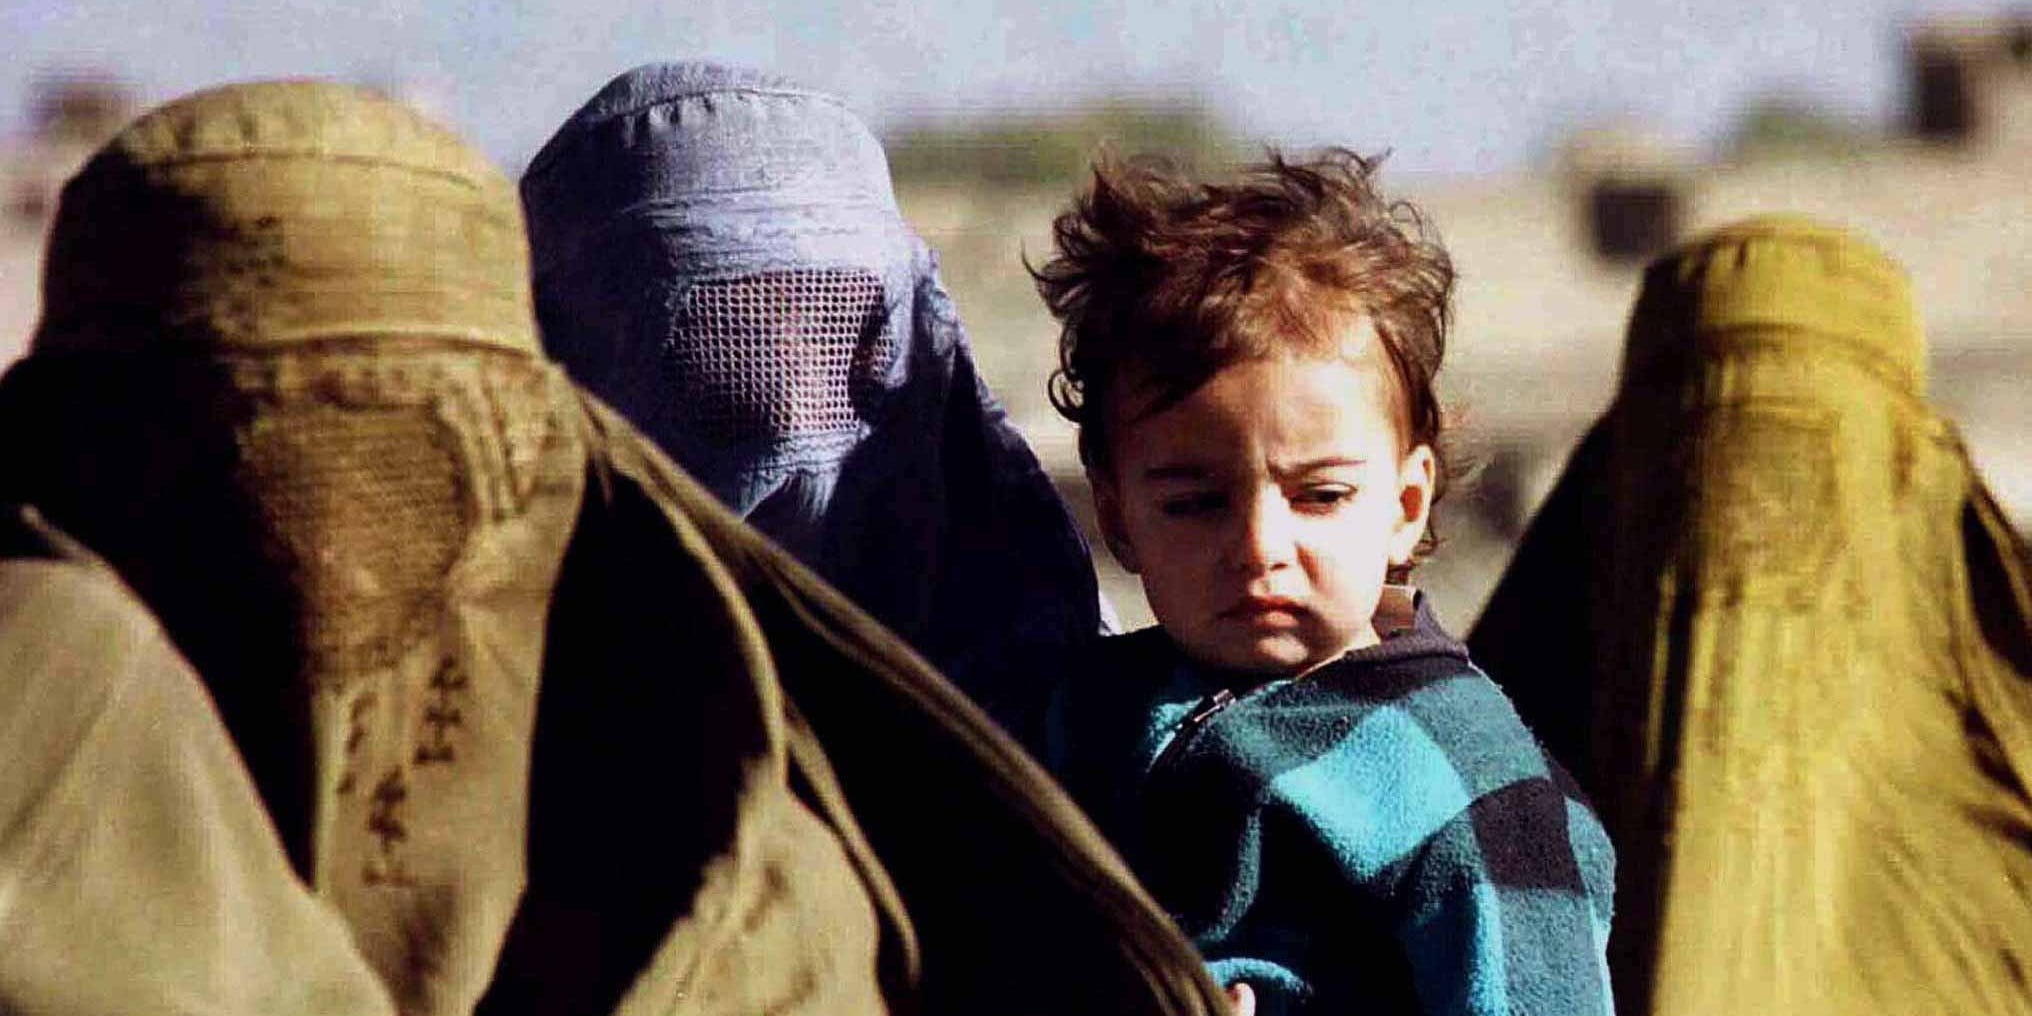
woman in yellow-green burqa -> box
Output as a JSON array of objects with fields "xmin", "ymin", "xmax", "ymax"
[{"xmin": 1473, "ymin": 216, "xmax": 2032, "ymax": 1014}]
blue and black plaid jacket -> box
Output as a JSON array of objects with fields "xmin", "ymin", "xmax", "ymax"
[{"xmin": 1038, "ymin": 598, "xmax": 1615, "ymax": 1016}]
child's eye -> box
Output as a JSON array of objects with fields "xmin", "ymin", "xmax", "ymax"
[
  {"xmin": 1158, "ymin": 491, "xmax": 1227, "ymax": 518},
  {"xmin": 1292, "ymin": 485, "xmax": 1356, "ymax": 512}
]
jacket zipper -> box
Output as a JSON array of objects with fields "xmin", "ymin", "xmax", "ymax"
[{"xmin": 1150, "ymin": 687, "xmax": 1236, "ymax": 775}]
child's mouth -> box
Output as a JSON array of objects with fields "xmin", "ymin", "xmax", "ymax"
[{"xmin": 1220, "ymin": 596, "xmax": 1305, "ymax": 625}]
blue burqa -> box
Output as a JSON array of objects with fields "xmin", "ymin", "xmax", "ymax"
[{"xmin": 521, "ymin": 62, "xmax": 1105, "ymax": 700}]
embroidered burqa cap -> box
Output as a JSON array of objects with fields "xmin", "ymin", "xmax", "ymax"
[
  {"xmin": 1, "ymin": 80, "xmax": 1226, "ymax": 1016},
  {"xmin": 521, "ymin": 62, "xmax": 1106, "ymax": 698},
  {"xmin": 1469, "ymin": 217, "xmax": 2032, "ymax": 1014}
]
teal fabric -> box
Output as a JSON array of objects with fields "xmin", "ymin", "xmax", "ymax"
[{"xmin": 1042, "ymin": 603, "xmax": 1614, "ymax": 1016}]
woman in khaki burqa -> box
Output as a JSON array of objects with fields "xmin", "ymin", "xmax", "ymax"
[
  {"xmin": 1470, "ymin": 217, "xmax": 2032, "ymax": 1015},
  {"xmin": 0, "ymin": 82, "xmax": 1229, "ymax": 1016}
]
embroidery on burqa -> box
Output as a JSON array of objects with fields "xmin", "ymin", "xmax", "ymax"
[{"xmin": 227, "ymin": 348, "xmax": 570, "ymax": 892}]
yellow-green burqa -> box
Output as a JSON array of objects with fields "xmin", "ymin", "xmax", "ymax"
[
  {"xmin": 0, "ymin": 81, "xmax": 1227, "ymax": 1016},
  {"xmin": 1470, "ymin": 217, "xmax": 2032, "ymax": 1014}
]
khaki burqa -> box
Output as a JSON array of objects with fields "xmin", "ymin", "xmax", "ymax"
[
  {"xmin": 1470, "ymin": 217, "xmax": 2032, "ymax": 1014},
  {"xmin": 0, "ymin": 82, "xmax": 1227, "ymax": 1016}
]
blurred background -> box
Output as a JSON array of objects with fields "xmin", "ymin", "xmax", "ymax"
[{"xmin": 2, "ymin": 0, "xmax": 2027, "ymax": 629}]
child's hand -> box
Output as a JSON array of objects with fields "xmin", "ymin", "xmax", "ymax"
[{"xmin": 1225, "ymin": 981, "xmax": 1256, "ymax": 1016}]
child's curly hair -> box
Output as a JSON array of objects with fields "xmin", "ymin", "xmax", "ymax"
[{"xmin": 1030, "ymin": 147, "xmax": 1456, "ymax": 570}]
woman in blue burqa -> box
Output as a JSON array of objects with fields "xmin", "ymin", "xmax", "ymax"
[{"xmin": 522, "ymin": 62, "xmax": 1106, "ymax": 707}]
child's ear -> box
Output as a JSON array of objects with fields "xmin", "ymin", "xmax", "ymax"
[
  {"xmin": 1090, "ymin": 469, "xmax": 1141, "ymax": 574},
  {"xmin": 1388, "ymin": 444, "xmax": 1437, "ymax": 568}
]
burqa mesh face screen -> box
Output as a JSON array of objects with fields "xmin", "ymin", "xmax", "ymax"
[
  {"xmin": 668, "ymin": 269, "xmax": 891, "ymax": 447},
  {"xmin": 237, "ymin": 401, "xmax": 472, "ymax": 683},
  {"xmin": 523, "ymin": 61, "xmax": 1110, "ymax": 701}
]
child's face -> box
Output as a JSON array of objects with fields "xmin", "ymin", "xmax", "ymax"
[{"xmin": 1094, "ymin": 335, "xmax": 1434, "ymax": 675}]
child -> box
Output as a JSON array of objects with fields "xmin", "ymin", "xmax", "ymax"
[{"xmin": 1029, "ymin": 150, "xmax": 1616, "ymax": 1016}]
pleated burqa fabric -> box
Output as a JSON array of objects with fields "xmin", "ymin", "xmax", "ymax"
[
  {"xmin": 521, "ymin": 63, "xmax": 1108, "ymax": 706},
  {"xmin": 0, "ymin": 82, "xmax": 1226, "ymax": 1016},
  {"xmin": 1469, "ymin": 217, "xmax": 2032, "ymax": 1015}
]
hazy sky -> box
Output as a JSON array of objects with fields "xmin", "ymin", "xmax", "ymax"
[{"xmin": 1, "ymin": 0, "xmax": 2015, "ymax": 178}]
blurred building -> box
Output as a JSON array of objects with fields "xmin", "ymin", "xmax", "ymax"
[{"xmin": 1908, "ymin": 12, "xmax": 2032, "ymax": 148}]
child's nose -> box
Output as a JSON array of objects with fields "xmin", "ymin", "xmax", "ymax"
[{"xmin": 1225, "ymin": 492, "xmax": 1298, "ymax": 574}]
